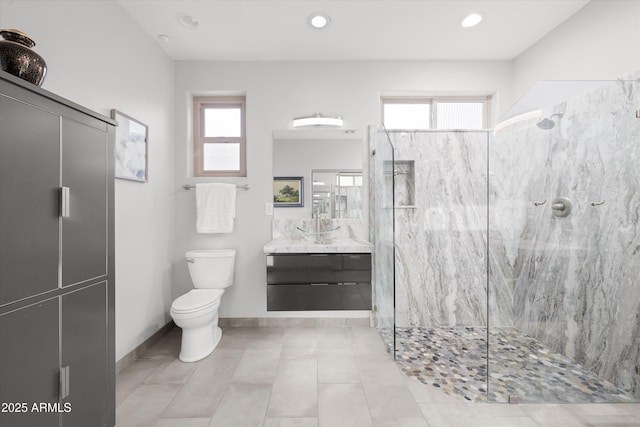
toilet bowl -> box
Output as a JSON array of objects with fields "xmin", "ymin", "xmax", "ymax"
[{"xmin": 170, "ymin": 249, "xmax": 235, "ymax": 362}]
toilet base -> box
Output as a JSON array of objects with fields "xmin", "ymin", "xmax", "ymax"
[{"xmin": 178, "ymin": 324, "xmax": 222, "ymax": 363}]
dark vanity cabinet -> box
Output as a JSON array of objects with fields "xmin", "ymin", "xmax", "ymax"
[
  {"xmin": 267, "ymin": 253, "xmax": 372, "ymax": 311},
  {"xmin": 0, "ymin": 71, "xmax": 115, "ymax": 427}
]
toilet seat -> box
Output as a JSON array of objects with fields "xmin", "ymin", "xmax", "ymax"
[{"xmin": 171, "ymin": 289, "xmax": 223, "ymax": 314}]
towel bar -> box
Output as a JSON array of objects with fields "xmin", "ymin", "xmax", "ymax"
[{"xmin": 183, "ymin": 184, "xmax": 250, "ymax": 190}]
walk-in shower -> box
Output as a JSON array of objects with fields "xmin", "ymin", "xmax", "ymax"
[{"xmin": 370, "ymin": 78, "xmax": 640, "ymax": 404}]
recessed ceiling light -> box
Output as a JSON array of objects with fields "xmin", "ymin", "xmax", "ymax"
[
  {"xmin": 177, "ymin": 13, "xmax": 199, "ymax": 29},
  {"xmin": 158, "ymin": 34, "xmax": 171, "ymax": 43},
  {"xmin": 461, "ymin": 13, "xmax": 482, "ymax": 28},
  {"xmin": 308, "ymin": 13, "xmax": 330, "ymax": 29}
]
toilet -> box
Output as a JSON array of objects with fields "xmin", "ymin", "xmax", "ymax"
[{"xmin": 170, "ymin": 249, "xmax": 236, "ymax": 362}]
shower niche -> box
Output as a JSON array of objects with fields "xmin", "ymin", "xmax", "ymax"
[{"xmin": 384, "ymin": 160, "xmax": 415, "ymax": 208}]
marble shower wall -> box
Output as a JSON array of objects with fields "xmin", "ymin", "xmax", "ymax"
[
  {"xmin": 379, "ymin": 130, "xmax": 501, "ymax": 328},
  {"xmin": 369, "ymin": 79, "xmax": 639, "ymax": 398},
  {"xmin": 490, "ymin": 79, "xmax": 640, "ymax": 398}
]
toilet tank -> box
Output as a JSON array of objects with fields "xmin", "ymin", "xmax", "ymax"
[{"xmin": 186, "ymin": 249, "xmax": 236, "ymax": 289}]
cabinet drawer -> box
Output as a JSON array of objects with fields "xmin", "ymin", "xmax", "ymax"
[
  {"xmin": 266, "ymin": 254, "xmax": 371, "ymax": 285},
  {"xmin": 265, "ymin": 253, "xmax": 372, "ymax": 311},
  {"xmin": 267, "ymin": 282, "xmax": 372, "ymax": 311}
]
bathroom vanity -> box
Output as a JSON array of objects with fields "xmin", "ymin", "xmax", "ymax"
[
  {"xmin": 264, "ymin": 239, "xmax": 372, "ymax": 311},
  {"xmin": 268, "ymin": 129, "xmax": 372, "ymax": 311}
]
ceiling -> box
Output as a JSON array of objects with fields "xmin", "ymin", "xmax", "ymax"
[{"xmin": 118, "ymin": 0, "xmax": 591, "ymax": 61}]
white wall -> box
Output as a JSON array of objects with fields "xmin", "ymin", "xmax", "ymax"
[
  {"xmin": 174, "ymin": 60, "xmax": 513, "ymax": 318},
  {"xmin": 512, "ymin": 0, "xmax": 640, "ymax": 100},
  {"xmin": 0, "ymin": 0, "xmax": 176, "ymax": 361}
]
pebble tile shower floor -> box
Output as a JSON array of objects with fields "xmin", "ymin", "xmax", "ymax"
[{"xmin": 393, "ymin": 326, "xmax": 636, "ymax": 403}]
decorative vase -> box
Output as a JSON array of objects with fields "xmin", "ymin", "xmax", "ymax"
[{"xmin": 0, "ymin": 29, "xmax": 47, "ymax": 86}]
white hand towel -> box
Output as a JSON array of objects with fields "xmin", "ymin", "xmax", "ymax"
[{"xmin": 196, "ymin": 183, "xmax": 237, "ymax": 233}]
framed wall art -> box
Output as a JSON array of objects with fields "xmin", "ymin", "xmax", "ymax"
[
  {"xmin": 273, "ymin": 177, "xmax": 303, "ymax": 207},
  {"xmin": 112, "ymin": 109, "xmax": 148, "ymax": 182}
]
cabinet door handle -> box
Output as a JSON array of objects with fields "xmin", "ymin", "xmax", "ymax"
[
  {"xmin": 59, "ymin": 365, "xmax": 70, "ymax": 399},
  {"xmin": 60, "ymin": 187, "xmax": 70, "ymax": 218}
]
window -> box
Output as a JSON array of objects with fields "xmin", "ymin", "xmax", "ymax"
[
  {"xmin": 382, "ymin": 96, "xmax": 490, "ymax": 130},
  {"xmin": 435, "ymin": 101, "xmax": 485, "ymax": 129},
  {"xmin": 383, "ymin": 100, "xmax": 431, "ymax": 130},
  {"xmin": 336, "ymin": 174, "xmax": 363, "ymax": 187},
  {"xmin": 193, "ymin": 96, "xmax": 246, "ymax": 177}
]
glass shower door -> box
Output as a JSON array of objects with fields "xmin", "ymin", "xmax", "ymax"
[{"xmin": 371, "ymin": 127, "xmax": 396, "ymax": 356}]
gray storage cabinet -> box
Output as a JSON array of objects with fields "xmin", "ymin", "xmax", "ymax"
[{"xmin": 0, "ymin": 70, "xmax": 115, "ymax": 427}]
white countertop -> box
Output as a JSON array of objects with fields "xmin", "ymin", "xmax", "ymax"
[{"xmin": 263, "ymin": 238, "xmax": 373, "ymax": 254}]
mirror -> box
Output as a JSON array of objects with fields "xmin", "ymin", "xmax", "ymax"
[
  {"xmin": 312, "ymin": 169, "xmax": 363, "ymax": 219},
  {"xmin": 272, "ymin": 129, "xmax": 364, "ymax": 220}
]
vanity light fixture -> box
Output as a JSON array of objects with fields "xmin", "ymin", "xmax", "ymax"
[
  {"xmin": 461, "ymin": 13, "xmax": 482, "ymax": 28},
  {"xmin": 308, "ymin": 13, "xmax": 330, "ymax": 29},
  {"xmin": 293, "ymin": 113, "xmax": 343, "ymax": 128}
]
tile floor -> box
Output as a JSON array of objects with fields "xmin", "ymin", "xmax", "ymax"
[{"xmin": 116, "ymin": 325, "xmax": 640, "ymax": 427}]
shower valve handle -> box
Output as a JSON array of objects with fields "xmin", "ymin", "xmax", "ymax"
[{"xmin": 551, "ymin": 197, "xmax": 572, "ymax": 217}]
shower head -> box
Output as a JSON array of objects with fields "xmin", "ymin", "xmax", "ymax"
[
  {"xmin": 536, "ymin": 112, "xmax": 564, "ymax": 130},
  {"xmin": 536, "ymin": 117, "xmax": 555, "ymax": 130}
]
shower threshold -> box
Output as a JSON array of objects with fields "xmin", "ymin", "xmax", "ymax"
[{"xmin": 393, "ymin": 326, "xmax": 635, "ymax": 403}]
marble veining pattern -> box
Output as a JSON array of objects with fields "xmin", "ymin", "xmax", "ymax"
[
  {"xmin": 271, "ymin": 218, "xmax": 366, "ymax": 241},
  {"xmin": 383, "ymin": 130, "xmax": 494, "ymax": 328},
  {"xmin": 263, "ymin": 238, "xmax": 372, "ymax": 254},
  {"xmin": 491, "ymin": 78, "xmax": 640, "ymax": 399},
  {"xmin": 265, "ymin": 218, "xmax": 372, "ymax": 253},
  {"xmin": 370, "ymin": 77, "xmax": 640, "ymax": 401}
]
